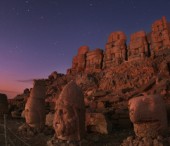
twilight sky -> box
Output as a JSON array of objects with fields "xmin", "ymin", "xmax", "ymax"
[{"xmin": 0, "ymin": 0, "xmax": 170, "ymax": 98}]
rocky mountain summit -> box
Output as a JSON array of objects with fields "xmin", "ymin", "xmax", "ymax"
[{"xmin": 4, "ymin": 16, "xmax": 170, "ymax": 146}]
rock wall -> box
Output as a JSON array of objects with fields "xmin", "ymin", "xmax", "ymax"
[{"xmin": 68, "ymin": 16, "xmax": 170, "ymax": 74}]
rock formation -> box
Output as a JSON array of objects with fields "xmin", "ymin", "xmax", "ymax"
[
  {"xmin": 0, "ymin": 93, "xmax": 8, "ymax": 116},
  {"xmin": 151, "ymin": 16, "xmax": 170, "ymax": 56},
  {"xmin": 103, "ymin": 31, "xmax": 127, "ymax": 68},
  {"xmin": 7, "ymin": 16, "xmax": 170, "ymax": 146},
  {"xmin": 24, "ymin": 79, "xmax": 46, "ymax": 130},
  {"xmin": 85, "ymin": 48, "xmax": 103, "ymax": 72},
  {"xmin": 52, "ymin": 81, "xmax": 85, "ymax": 142},
  {"xmin": 67, "ymin": 16, "xmax": 170, "ymax": 75},
  {"xmin": 67, "ymin": 46, "xmax": 89, "ymax": 74},
  {"xmin": 128, "ymin": 31, "xmax": 148, "ymax": 61},
  {"xmin": 86, "ymin": 112, "xmax": 112, "ymax": 134}
]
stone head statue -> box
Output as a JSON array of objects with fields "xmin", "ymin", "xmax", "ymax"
[
  {"xmin": 128, "ymin": 93, "xmax": 168, "ymax": 137},
  {"xmin": 25, "ymin": 79, "xmax": 46, "ymax": 129},
  {"xmin": 53, "ymin": 81, "xmax": 85, "ymax": 141}
]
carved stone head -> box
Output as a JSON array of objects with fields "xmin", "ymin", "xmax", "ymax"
[
  {"xmin": 25, "ymin": 79, "xmax": 46, "ymax": 129},
  {"xmin": 53, "ymin": 81, "xmax": 85, "ymax": 141},
  {"xmin": 128, "ymin": 93, "xmax": 168, "ymax": 137}
]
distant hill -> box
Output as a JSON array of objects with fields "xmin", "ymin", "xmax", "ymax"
[{"xmin": 0, "ymin": 89, "xmax": 19, "ymax": 99}]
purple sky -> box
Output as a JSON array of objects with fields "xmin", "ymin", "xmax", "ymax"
[{"xmin": 0, "ymin": 0, "xmax": 170, "ymax": 98}]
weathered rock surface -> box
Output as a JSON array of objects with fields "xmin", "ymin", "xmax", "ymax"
[
  {"xmin": 151, "ymin": 16, "xmax": 170, "ymax": 56},
  {"xmin": 129, "ymin": 31, "xmax": 148, "ymax": 61},
  {"xmin": 85, "ymin": 48, "xmax": 103, "ymax": 73},
  {"xmin": 128, "ymin": 93, "xmax": 168, "ymax": 137},
  {"xmin": 103, "ymin": 31, "xmax": 127, "ymax": 68},
  {"xmin": 86, "ymin": 112, "xmax": 112, "ymax": 134}
]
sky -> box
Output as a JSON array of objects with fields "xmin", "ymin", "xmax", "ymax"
[{"xmin": 0, "ymin": 0, "xmax": 170, "ymax": 98}]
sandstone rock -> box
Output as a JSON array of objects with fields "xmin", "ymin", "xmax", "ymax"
[
  {"xmin": 85, "ymin": 48, "xmax": 103, "ymax": 73},
  {"xmin": 11, "ymin": 110, "xmax": 21, "ymax": 118},
  {"xmin": 128, "ymin": 31, "xmax": 148, "ymax": 61},
  {"xmin": 151, "ymin": 16, "xmax": 170, "ymax": 56},
  {"xmin": 103, "ymin": 31, "xmax": 127, "ymax": 68},
  {"xmin": 75, "ymin": 73, "xmax": 98, "ymax": 91},
  {"xmin": 48, "ymin": 71, "xmax": 63, "ymax": 80},
  {"xmin": 46, "ymin": 112, "xmax": 54, "ymax": 127},
  {"xmin": 67, "ymin": 46, "xmax": 89, "ymax": 74},
  {"xmin": 86, "ymin": 112, "xmax": 112, "ymax": 134},
  {"xmin": 78, "ymin": 46, "xmax": 89, "ymax": 55}
]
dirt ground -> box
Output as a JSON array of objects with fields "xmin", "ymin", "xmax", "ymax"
[{"xmin": 0, "ymin": 117, "xmax": 135, "ymax": 146}]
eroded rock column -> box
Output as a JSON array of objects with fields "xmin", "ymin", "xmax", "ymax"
[
  {"xmin": 103, "ymin": 31, "xmax": 127, "ymax": 68},
  {"xmin": 151, "ymin": 16, "xmax": 170, "ymax": 56},
  {"xmin": 128, "ymin": 31, "xmax": 148, "ymax": 61}
]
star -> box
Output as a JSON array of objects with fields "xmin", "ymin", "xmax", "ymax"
[
  {"xmin": 25, "ymin": 0, "xmax": 29, "ymax": 4},
  {"xmin": 16, "ymin": 12, "xmax": 19, "ymax": 16},
  {"xmin": 89, "ymin": 3, "xmax": 93, "ymax": 7},
  {"xmin": 25, "ymin": 9, "xmax": 31, "ymax": 12},
  {"xmin": 40, "ymin": 16, "xmax": 45, "ymax": 20}
]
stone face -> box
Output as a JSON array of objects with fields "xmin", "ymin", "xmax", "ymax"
[
  {"xmin": 68, "ymin": 46, "xmax": 89, "ymax": 74},
  {"xmin": 0, "ymin": 93, "xmax": 8, "ymax": 116},
  {"xmin": 128, "ymin": 31, "xmax": 148, "ymax": 61},
  {"xmin": 85, "ymin": 48, "xmax": 103, "ymax": 72},
  {"xmin": 103, "ymin": 31, "xmax": 127, "ymax": 68},
  {"xmin": 25, "ymin": 79, "xmax": 46, "ymax": 129},
  {"xmin": 151, "ymin": 16, "xmax": 170, "ymax": 56},
  {"xmin": 53, "ymin": 81, "xmax": 85, "ymax": 141},
  {"xmin": 128, "ymin": 93, "xmax": 168, "ymax": 137}
]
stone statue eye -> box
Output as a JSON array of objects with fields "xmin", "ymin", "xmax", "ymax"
[{"xmin": 59, "ymin": 109, "xmax": 63, "ymax": 115}]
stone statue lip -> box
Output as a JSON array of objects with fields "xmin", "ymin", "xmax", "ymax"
[{"xmin": 135, "ymin": 119, "xmax": 159, "ymax": 124}]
